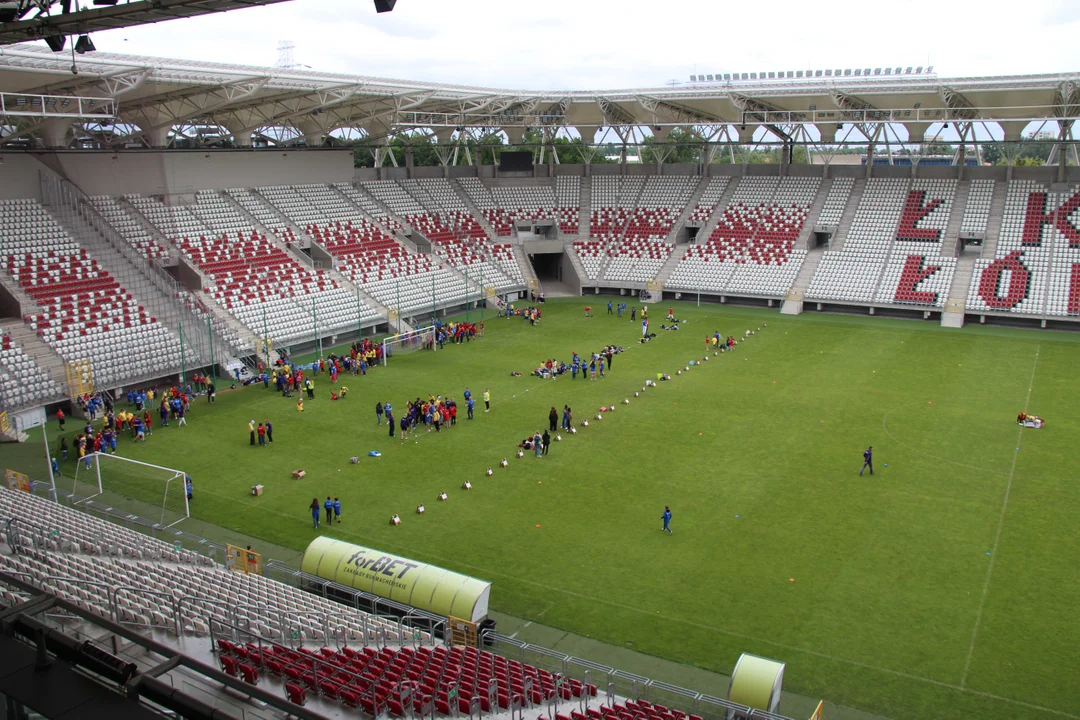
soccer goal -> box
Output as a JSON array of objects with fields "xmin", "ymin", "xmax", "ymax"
[
  {"xmin": 72, "ymin": 453, "xmax": 190, "ymax": 528},
  {"xmin": 382, "ymin": 325, "xmax": 437, "ymax": 366}
]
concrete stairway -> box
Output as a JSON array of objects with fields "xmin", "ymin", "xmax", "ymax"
[
  {"xmin": 980, "ymin": 180, "xmax": 1008, "ymax": 259},
  {"xmin": 828, "ymin": 177, "xmax": 866, "ymax": 253},
  {"xmin": 940, "ymin": 179, "xmax": 969, "ymax": 256},
  {"xmin": 577, "ymin": 178, "xmax": 591, "ymax": 239},
  {"xmin": 663, "ymin": 176, "xmax": 710, "ymax": 244},
  {"xmin": 512, "ymin": 246, "xmax": 539, "ymax": 290},
  {"xmin": 795, "ymin": 177, "xmax": 833, "ymax": 250},
  {"xmin": 780, "ymin": 246, "xmax": 827, "ymax": 315},
  {"xmin": 0, "ymin": 319, "xmax": 68, "ymax": 401},
  {"xmin": 941, "ymin": 251, "xmax": 978, "ymax": 327}
]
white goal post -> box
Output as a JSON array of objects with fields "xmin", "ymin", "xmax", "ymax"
[
  {"xmin": 382, "ymin": 325, "xmax": 437, "ymax": 366},
  {"xmin": 72, "ymin": 452, "xmax": 190, "ymax": 528}
]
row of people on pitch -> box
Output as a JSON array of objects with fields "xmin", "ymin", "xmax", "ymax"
[
  {"xmin": 309, "ymin": 496, "xmax": 342, "ymax": 528},
  {"xmin": 248, "ymin": 419, "xmax": 276, "ymax": 445},
  {"xmin": 391, "ymin": 397, "xmax": 462, "ymax": 439},
  {"xmin": 603, "ymin": 302, "xmax": 648, "ymax": 320},
  {"xmin": 434, "ymin": 320, "xmax": 482, "ymax": 345}
]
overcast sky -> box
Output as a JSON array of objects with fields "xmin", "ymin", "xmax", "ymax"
[{"xmin": 81, "ymin": 0, "xmax": 1080, "ymax": 89}]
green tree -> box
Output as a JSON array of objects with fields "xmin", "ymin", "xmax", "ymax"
[{"xmin": 640, "ymin": 128, "xmax": 704, "ymax": 164}]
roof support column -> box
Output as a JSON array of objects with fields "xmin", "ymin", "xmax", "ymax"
[
  {"xmin": 143, "ymin": 126, "xmax": 170, "ymax": 148},
  {"xmin": 229, "ymin": 127, "xmax": 253, "ymax": 147},
  {"xmin": 404, "ymin": 144, "xmax": 414, "ymax": 179},
  {"xmin": 575, "ymin": 126, "xmax": 598, "ymax": 176},
  {"xmin": 40, "ymin": 118, "xmax": 73, "ymax": 148}
]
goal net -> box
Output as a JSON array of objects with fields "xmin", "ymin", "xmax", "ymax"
[
  {"xmin": 382, "ymin": 325, "xmax": 437, "ymax": 366},
  {"xmin": 72, "ymin": 453, "xmax": 189, "ymax": 528}
]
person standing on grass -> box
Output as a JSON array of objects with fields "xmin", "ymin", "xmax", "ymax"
[
  {"xmin": 860, "ymin": 446, "xmax": 874, "ymax": 476},
  {"xmin": 248, "ymin": 420, "xmax": 256, "ymax": 445},
  {"xmin": 589, "ymin": 358, "xmax": 596, "ymax": 380},
  {"xmin": 605, "ymin": 347, "xmax": 613, "ymax": 371},
  {"xmin": 324, "ymin": 497, "xmax": 333, "ymax": 525},
  {"xmin": 467, "ymin": 395, "xmax": 475, "ymax": 420},
  {"xmin": 257, "ymin": 422, "xmax": 266, "ymax": 446},
  {"xmin": 599, "ymin": 358, "xmax": 605, "ymax": 379},
  {"xmin": 177, "ymin": 404, "xmax": 187, "ymax": 427},
  {"xmin": 661, "ymin": 506, "xmax": 673, "ymax": 535},
  {"xmin": 542, "ymin": 429, "xmax": 551, "ymax": 456},
  {"xmin": 310, "ymin": 498, "xmax": 321, "ymax": 529},
  {"xmin": 387, "ymin": 410, "xmax": 395, "ymax": 438},
  {"xmin": 483, "ymin": 389, "xmax": 490, "ymax": 413},
  {"xmin": 607, "ymin": 301, "xmax": 613, "ymax": 315},
  {"xmin": 631, "ymin": 306, "xmax": 636, "ymax": 321},
  {"xmin": 186, "ymin": 476, "xmax": 193, "ymax": 503},
  {"xmin": 333, "ymin": 497, "xmax": 341, "ymax": 524},
  {"xmin": 376, "ymin": 401, "xmax": 384, "ymax": 425},
  {"xmin": 548, "ymin": 407, "xmax": 558, "ymax": 433},
  {"xmin": 562, "ymin": 405, "xmax": 571, "ymax": 431},
  {"xmin": 56, "ymin": 408, "xmax": 65, "ymax": 430},
  {"xmin": 60, "ymin": 436, "xmax": 68, "ymax": 461},
  {"xmin": 642, "ymin": 318, "xmax": 649, "ymax": 338},
  {"xmin": 534, "ymin": 430, "xmax": 543, "ymax": 458},
  {"xmin": 160, "ymin": 401, "xmax": 169, "ymax": 427},
  {"xmin": 208, "ymin": 380, "xmax": 216, "ymax": 404}
]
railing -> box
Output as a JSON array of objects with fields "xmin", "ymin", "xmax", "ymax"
[
  {"xmin": 481, "ymin": 630, "xmax": 799, "ymax": 720},
  {"xmin": 265, "ymin": 560, "xmax": 447, "ymax": 645}
]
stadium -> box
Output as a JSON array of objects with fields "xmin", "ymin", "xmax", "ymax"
[{"xmin": 0, "ymin": 2, "xmax": 1078, "ymax": 719}]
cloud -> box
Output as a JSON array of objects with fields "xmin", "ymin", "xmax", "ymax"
[{"xmin": 81, "ymin": 0, "xmax": 1078, "ymax": 90}]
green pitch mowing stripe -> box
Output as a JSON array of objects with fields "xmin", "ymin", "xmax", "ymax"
[{"xmin": 9, "ymin": 299, "xmax": 1080, "ymax": 720}]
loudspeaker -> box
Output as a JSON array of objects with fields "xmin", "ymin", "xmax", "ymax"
[
  {"xmin": 374, "ymin": 0, "xmax": 396, "ymax": 11},
  {"xmin": 45, "ymin": 35, "xmax": 66, "ymax": 52},
  {"xmin": 74, "ymin": 35, "xmax": 95, "ymax": 54}
]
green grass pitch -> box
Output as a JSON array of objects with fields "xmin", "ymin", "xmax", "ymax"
[{"xmin": 19, "ymin": 298, "xmax": 1080, "ymax": 720}]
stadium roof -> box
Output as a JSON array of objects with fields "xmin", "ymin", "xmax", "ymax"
[{"xmin": 0, "ymin": 43, "xmax": 1077, "ymax": 147}]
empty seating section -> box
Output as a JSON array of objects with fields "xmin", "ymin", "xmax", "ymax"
[
  {"xmin": 960, "ymin": 180, "xmax": 994, "ymax": 236},
  {"xmin": 132, "ymin": 193, "xmax": 365, "ymax": 343},
  {"xmin": 686, "ymin": 177, "xmax": 731, "ymax": 225},
  {"xmin": 816, "ymin": 177, "xmax": 855, "ymax": 227},
  {"xmin": 0, "ymin": 487, "xmax": 418, "ymax": 645},
  {"xmin": 806, "ymin": 178, "xmax": 910, "ymax": 303},
  {"xmin": 490, "ymin": 184, "xmax": 557, "ymax": 229},
  {"xmin": 668, "ymin": 178, "xmax": 816, "ymax": 297},
  {"xmin": 967, "ymin": 181, "xmax": 1080, "ymax": 316},
  {"xmin": 224, "ymin": 187, "xmax": 292, "ymax": 235},
  {"xmin": 332, "ymin": 183, "xmax": 403, "ymax": 233},
  {"xmin": 873, "ymin": 179, "xmax": 958, "ymax": 307},
  {"xmin": 555, "ymin": 176, "xmax": 581, "ymax": 233},
  {"xmin": 88, "ymin": 196, "xmax": 167, "ymax": 262},
  {"xmin": 573, "ymin": 177, "xmax": 644, "ymax": 280},
  {"xmin": 604, "ymin": 176, "xmax": 697, "ymax": 283},
  {"xmin": 1, "ymin": 199, "xmax": 185, "ymax": 386},
  {"xmin": 457, "ymin": 178, "xmax": 511, "ymax": 236},
  {"xmin": 404, "ymin": 180, "xmax": 523, "ymax": 289},
  {"xmin": 0, "ymin": 327, "xmax": 62, "ymax": 409}
]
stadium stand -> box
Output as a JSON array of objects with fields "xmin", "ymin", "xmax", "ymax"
[
  {"xmin": 815, "ymin": 177, "xmax": 855, "ymax": 228},
  {"xmin": 667, "ymin": 177, "xmax": 817, "ymax": 297},
  {"xmin": 685, "ymin": 177, "xmax": 731, "ymax": 225},
  {"xmin": 806, "ymin": 178, "xmax": 911, "ymax": 303},
  {"xmin": 872, "ymin": 179, "xmax": 959, "ymax": 307},
  {"xmin": 574, "ymin": 176, "xmax": 645, "ymax": 281},
  {"xmin": 960, "ymin": 179, "xmax": 994, "ymax": 237},
  {"xmin": 603, "ymin": 176, "xmax": 697, "ymax": 283},
  {"xmin": 1, "ymin": 199, "xmax": 190, "ymax": 387},
  {"xmin": 967, "ymin": 181, "xmax": 1080, "ymax": 317},
  {"xmin": 0, "ymin": 326, "xmax": 63, "ymax": 410},
  {"xmin": 332, "ymin": 182, "xmax": 404, "ymax": 234},
  {"xmin": 128, "ymin": 192, "xmax": 368, "ymax": 343},
  {"xmin": 88, "ymin": 196, "xmax": 169, "ymax": 262},
  {"xmin": 555, "ymin": 176, "xmax": 582, "ymax": 234},
  {"xmin": 457, "ymin": 177, "xmax": 512, "ymax": 237}
]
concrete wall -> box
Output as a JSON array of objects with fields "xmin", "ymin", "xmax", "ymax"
[
  {"xmin": 0, "ymin": 153, "xmax": 45, "ymax": 200},
  {"xmin": 32, "ymin": 149, "xmax": 354, "ymax": 197}
]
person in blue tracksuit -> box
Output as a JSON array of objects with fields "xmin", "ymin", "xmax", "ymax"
[
  {"xmin": 309, "ymin": 498, "xmax": 320, "ymax": 528},
  {"xmin": 324, "ymin": 496, "xmax": 333, "ymax": 525},
  {"xmin": 860, "ymin": 446, "xmax": 874, "ymax": 476},
  {"xmin": 661, "ymin": 506, "xmax": 673, "ymax": 535}
]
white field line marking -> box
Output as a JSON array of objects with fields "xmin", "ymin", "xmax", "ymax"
[{"xmin": 960, "ymin": 344, "xmax": 1040, "ymax": 688}]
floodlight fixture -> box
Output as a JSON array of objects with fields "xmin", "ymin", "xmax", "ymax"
[
  {"xmin": 906, "ymin": 67, "xmax": 913, "ymax": 74},
  {"xmin": 843, "ymin": 69, "xmax": 851, "ymax": 76},
  {"xmin": 768, "ymin": 71, "xmax": 775, "ymax": 79},
  {"xmin": 45, "ymin": 34, "xmax": 66, "ymax": 51},
  {"xmin": 825, "ymin": 69, "xmax": 832, "ymax": 77},
  {"xmin": 74, "ymin": 34, "xmax": 95, "ymax": 53},
  {"xmin": 706, "ymin": 74, "xmax": 714, "ymax": 81},
  {"xmin": 916, "ymin": 66, "xmax": 923, "ymax": 73},
  {"xmin": 796, "ymin": 71, "xmax": 803, "ymax": 78},
  {"xmin": 854, "ymin": 69, "xmax": 862, "ymax": 76},
  {"xmin": 873, "ymin": 68, "xmax": 881, "ymax": 75},
  {"xmin": 927, "ymin": 66, "xmax": 934, "ymax": 73},
  {"xmin": 374, "ymin": 0, "xmax": 396, "ymax": 11}
]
